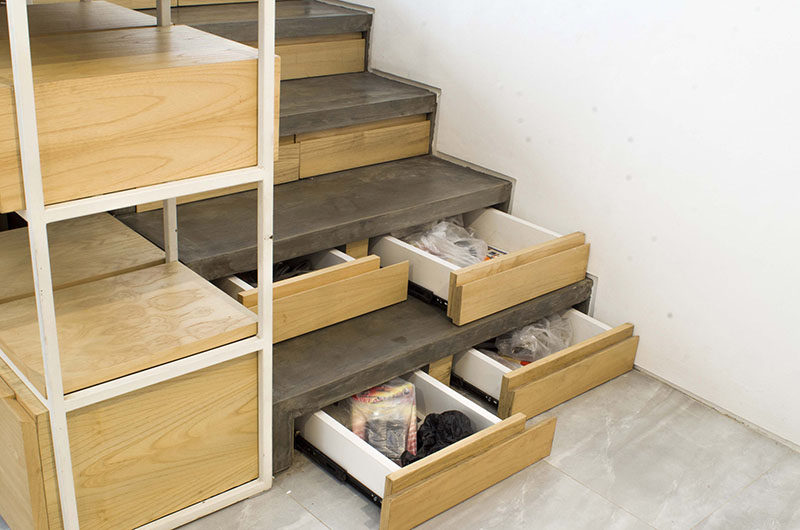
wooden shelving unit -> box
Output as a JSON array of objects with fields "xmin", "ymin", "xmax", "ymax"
[{"xmin": 0, "ymin": 1, "xmax": 274, "ymax": 528}]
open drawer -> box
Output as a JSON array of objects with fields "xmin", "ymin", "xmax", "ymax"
[
  {"xmin": 297, "ymin": 370, "xmax": 557, "ymax": 530},
  {"xmin": 372, "ymin": 208, "xmax": 590, "ymax": 325},
  {"xmin": 219, "ymin": 249, "xmax": 408, "ymax": 343},
  {"xmin": 452, "ymin": 309, "xmax": 639, "ymax": 419}
]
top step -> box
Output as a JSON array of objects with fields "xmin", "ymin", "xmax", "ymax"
[{"xmin": 142, "ymin": 0, "xmax": 371, "ymax": 42}]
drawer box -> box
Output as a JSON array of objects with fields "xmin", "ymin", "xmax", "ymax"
[
  {"xmin": 372, "ymin": 208, "xmax": 590, "ymax": 325},
  {"xmin": 452, "ymin": 309, "xmax": 639, "ymax": 419},
  {"xmin": 0, "ymin": 353, "xmax": 258, "ymax": 529},
  {"xmin": 276, "ymin": 33, "xmax": 366, "ymax": 80},
  {"xmin": 228, "ymin": 249, "xmax": 409, "ymax": 343},
  {"xmin": 297, "ymin": 370, "xmax": 556, "ymax": 530},
  {"xmin": 0, "ymin": 26, "xmax": 258, "ymax": 213}
]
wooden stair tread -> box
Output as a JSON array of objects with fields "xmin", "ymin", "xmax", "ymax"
[
  {"xmin": 142, "ymin": 0, "xmax": 370, "ymax": 42},
  {"xmin": 117, "ymin": 155, "xmax": 512, "ymax": 280},
  {"xmin": 0, "ymin": 1, "xmax": 156, "ymax": 37},
  {"xmin": 0, "ymin": 262, "xmax": 257, "ymax": 396},
  {"xmin": 0, "ymin": 213, "xmax": 164, "ymax": 305}
]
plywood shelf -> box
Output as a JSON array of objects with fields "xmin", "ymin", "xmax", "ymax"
[
  {"xmin": 0, "ymin": 261, "xmax": 257, "ymax": 397},
  {"xmin": 0, "ymin": 25, "xmax": 258, "ymax": 213},
  {"xmin": 0, "ymin": 213, "xmax": 165, "ymax": 305}
]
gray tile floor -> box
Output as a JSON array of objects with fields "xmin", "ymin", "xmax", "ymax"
[{"xmin": 2, "ymin": 370, "xmax": 796, "ymax": 530}]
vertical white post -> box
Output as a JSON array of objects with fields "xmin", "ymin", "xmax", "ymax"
[
  {"xmin": 5, "ymin": 1, "xmax": 80, "ymax": 528},
  {"xmin": 256, "ymin": 0, "xmax": 275, "ymax": 484},
  {"xmin": 163, "ymin": 198, "xmax": 178, "ymax": 262},
  {"xmin": 156, "ymin": 0, "xmax": 171, "ymax": 27}
]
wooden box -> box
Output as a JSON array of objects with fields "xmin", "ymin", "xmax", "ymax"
[
  {"xmin": 0, "ymin": 353, "xmax": 258, "ymax": 529},
  {"xmin": 373, "ymin": 208, "xmax": 590, "ymax": 325},
  {"xmin": 451, "ymin": 309, "xmax": 640, "ymax": 419},
  {"xmin": 298, "ymin": 369, "xmax": 556, "ymax": 530},
  {"xmin": 0, "ymin": 25, "xmax": 258, "ymax": 213},
  {"xmin": 276, "ymin": 33, "xmax": 365, "ymax": 80},
  {"xmin": 220, "ymin": 249, "xmax": 409, "ymax": 343}
]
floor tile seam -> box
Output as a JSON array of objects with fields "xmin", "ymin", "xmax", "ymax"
[
  {"xmin": 540, "ymin": 461, "xmax": 656, "ymax": 529},
  {"xmin": 687, "ymin": 467, "xmax": 771, "ymax": 529},
  {"xmin": 284, "ymin": 489, "xmax": 334, "ymax": 529}
]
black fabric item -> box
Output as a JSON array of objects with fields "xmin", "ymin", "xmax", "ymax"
[{"xmin": 400, "ymin": 410, "xmax": 473, "ymax": 466}]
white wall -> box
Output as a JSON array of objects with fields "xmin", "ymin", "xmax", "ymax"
[{"xmin": 356, "ymin": 0, "xmax": 800, "ymax": 445}]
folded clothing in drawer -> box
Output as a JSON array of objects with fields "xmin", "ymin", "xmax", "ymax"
[
  {"xmin": 373, "ymin": 208, "xmax": 590, "ymax": 325},
  {"xmin": 0, "ymin": 25, "xmax": 258, "ymax": 212}
]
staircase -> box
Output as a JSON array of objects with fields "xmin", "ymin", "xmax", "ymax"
[{"xmin": 119, "ymin": 0, "xmax": 595, "ymax": 473}]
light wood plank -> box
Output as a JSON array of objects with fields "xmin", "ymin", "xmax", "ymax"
[
  {"xmin": 40, "ymin": 354, "xmax": 258, "ymax": 530},
  {"xmin": 275, "ymin": 140, "xmax": 300, "ymax": 184},
  {"xmin": 0, "ymin": 213, "xmax": 165, "ymax": 304},
  {"xmin": 0, "ymin": 262, "xmax": 257, "ymax": 396},
  {"xmin": 0, "ymin": 1, "xmax": 155, "ymax": 37},
  {"xmin": 177, "ymin": 0, "xmax": 254, "ymax": 5},
  {"xmin": 272, "ymin": 261, "xmax": 408, "ymax": 343},
  {"xmin": 345, "ymin": 239, "xmax": 369, "ymax": 259},
  {"xmin": 276, "ymin": 33, "xmax": 363, "ymax": 46},
  {"xmin": 380, "ymin": 416, "xmax": 556, "ymax": 530},
  {"xmin": 277, "ymin": 37, "xmax": 365, "ymax": 80},
  {"xmin": 135, "ymin": 182, "xmax": 261, "ymax": 213},
  {"xmin": 299, "ymin": 120, "xmax": 430, "ymax": 178},
  {"xmin": 295, "ymin": 115, "xmax": 426, "ymax": 143},
  {"xmin": 500, "ymin": 336, "xmax": 639, "ymax": 419},
  {"xmin": 427, "ymin": 355, "xmax": 454, "ymax": 386},
  {"xmin": 450, "ymin": 244, "xmax": 590, "ymax": 325},
  {"xmin": 275, "ymin": 54, "xmax": 281, "ymax": 159},
  {"xmin": 0, "ymin": 26, "xmax": 258, "ymax": 213},
  {"xmin": 239, "ymin": 255, "xmax": 380, "ymax": 307}
]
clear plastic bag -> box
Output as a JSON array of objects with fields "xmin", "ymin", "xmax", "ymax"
[
  {"xmin": 349, "ymin": 378, "xmax": 417, "ymax": 464},
  {"xmin": 395, "ymin": 217, "xmax": 488, "ymax": 267},
  {"xmin": 496, "ymin": 312, "xmax": 573, "ymax": 363}
]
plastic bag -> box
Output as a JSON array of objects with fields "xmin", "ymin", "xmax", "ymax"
[
  {"xmin": 396, "ymin": 217, "xmax": 488, "ymax": 267},
  {"xmin": 350, "ymin": 379, "xmax": 417, "ymax": 464},
  {"xmin": 496, "ymin": 312, "xmax": 573, "ymax": 363}
]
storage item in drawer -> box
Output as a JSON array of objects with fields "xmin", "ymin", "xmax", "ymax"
[
  {"xmin": 0, "ymin": 1, "xmax": 155, "ymax": 37},
  {"xmin": 298, "ymin": 370, "xmax": 556, "ymax": 530},
  {"xmin": 452, "ymin": 309, "xmax": 639, "ymax": 419},
  {"xmin": 0, "ymin": 261, "xmax": 257, "ymax": 396},
  {"xmin": 0, "ymin": 353, "xmax": 258, "ymax": 529},
  {"xmin": 372, "ymin": 208, "xmax": 590, "ymax": 325},
  {"xmin": 0, "ymin": 25, "xmax": 258, "ymax": 213},
  {"xmin": 0, "ymin": 212, "xmax": 164, "ymax": 304},
  {"xmin": 233, "ymin": 249, "xmax": 409, "ymax": 343}
]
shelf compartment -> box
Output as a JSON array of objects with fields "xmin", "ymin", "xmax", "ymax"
[
  {"xmin": 0, "ymin": 213, "xmax": 164, "ymax": 305},
  {"xmin": 0, "ymin": 261, "xmax": 257, "ymax": 396},
  {"xmin": 230, "ymin": 249, "xmax": 409, "ymax": 343},
  {"xmin": 373, "ymin": 207, "xmax": 590, "ymax": 325},
  {"xmin": 452, "ymin": 309, "xmax": 639, "ymax": 418},
  {"xmin": 0, "ymin": 1, "xmax": 156, "ymax": 37},
  {"xmin": 0, "ymin": 352, "xmax": 258, "ymax": 530},
  {"xmin": 298, "ymin": 369, "xmax": 556, "ymax": 529},
  {"xmin": 0, "ymin": 25, "xmax": 258, "ymax": 213}
]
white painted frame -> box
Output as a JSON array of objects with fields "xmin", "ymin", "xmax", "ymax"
[
  {"xmin": 452, "ymin": 309, "xmax": 612, "ymax": 401},
  {"xmin": 297, "ymin": 370, "xmax": 501, "ymax": 499},
  {"xmin": 2, "ymin": 0, "xmax": 274, "ymax": 527}
]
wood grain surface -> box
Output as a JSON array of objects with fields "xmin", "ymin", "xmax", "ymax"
[
  {"xmin": 277, "ymin": 35, "xmax": 365, "ymax": 80},
  {"xmin": 0, "ymin": 262, "xmax": 257, "ymax": 396},
  {"xmin": 0, "ymin": 1, "xmax": 155, "ymax": 37},
  {"xmin": 0, "ymin": 213, "xmax": 164, "ymax": 304}
]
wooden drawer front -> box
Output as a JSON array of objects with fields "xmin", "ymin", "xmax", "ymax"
[
  {"xmin": 238, "ymin": 251, "xmax": 409, "ymax": 343},
  {"xmin": 452, "ymin": 309, "xmax": 639, "ymax": 419},
  {"xmin": 0, "ymin": 27, "xmax": 257, "ymax": 213},
  {"xmin": 0, "ymin": 378, "xmax": 47, "ymax": 530},
  {"xmin": 277, "ymin": 33, "xmax": 365, "ymax": 80},
  {"xmin": 373, "ymin": 208, "xmax": 590, "ymax": 325},
  {"xmin": 298, "ymin": 370, "xmax": 556, "ymax": 530}
]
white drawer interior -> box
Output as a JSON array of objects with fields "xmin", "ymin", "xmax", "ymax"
[
  {"xmin": 371, "ymin": 208, "xmax": 565, "ymax": 301},
  {"xmin": 296, "ymin": 370, "xmax": 501, "ymax": 498},
  {"xmin": 452, "ymin": 309, "xmax": 611, "ymax": 400}
]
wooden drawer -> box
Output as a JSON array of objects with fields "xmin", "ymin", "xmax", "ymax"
[
  {"xmin": 0, "ymin": 353, "xmax": 258, "ymax": 529},
  {"xmin": 297, "ymin": 370, "xmax": 556, "ymax": 530},
  {"xmin": 223, "ymin": 249, "xmax": 409, "ymax": 343},
  {"xmin": 372, "ymin": 207, "xmax": 590, "ymax": 325},
  {"xmin": 0, "ymin": 26, "xmax": 258, "ymax": 213},
  {"xmin": 452, "ymin": 309, "xmax": 639, "ymax": 419},
  {"xmin": 276, "ymin": 33, "xmax": 365, "ymax": 80}
]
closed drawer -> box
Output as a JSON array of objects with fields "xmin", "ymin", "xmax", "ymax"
[
  {"xmin": 298, "ymin": 370, "xmax": 556, "ymax": 530},
  {"xmin": 0, "ymin": 354, "xmax": 258, "ymax": 530},
  {"xmin": 372, "ymin": 207, "xmax": 590, "ymax": 325},
  {"xmin": 276, "ymin": 33, "xmax": 366, "ymax": 80},
  {"xmin": 452, "ymin": 309, "xmax": 640, "ymax": 419},
  {"xmin": 220, "ymin": 249, "xmax": 409, "ymax": 343}
]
